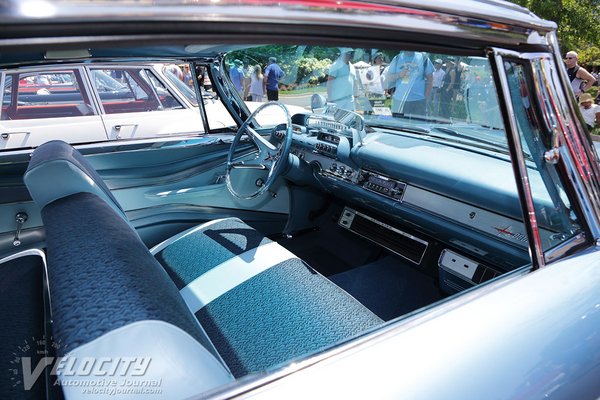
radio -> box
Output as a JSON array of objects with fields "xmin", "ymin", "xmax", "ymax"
[{"xmin": 359, "ymin": 170, "xmax": 406, "ymax": 201}]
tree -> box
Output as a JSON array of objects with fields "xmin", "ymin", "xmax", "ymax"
[{"xmin": 509, "ymin": 0, "xmax": 600, "ymax": 64}]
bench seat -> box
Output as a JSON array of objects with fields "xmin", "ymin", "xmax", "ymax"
[
  {"xmin": 24, "ymin": 140, "xmax": 383, "ymax": 398},
  {"xmin": 152, "ymin": 218, "xmax": 383, "ymax": 376}
]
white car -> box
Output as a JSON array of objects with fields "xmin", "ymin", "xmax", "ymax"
[{"xmin": 0, "ymin": 63, "xmax": 300, "ymax": 150}]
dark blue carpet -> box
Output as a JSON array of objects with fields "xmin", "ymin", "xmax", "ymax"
[{"xmin": 330, "ymin": 256, "xmax": 442, "ymax": 321}]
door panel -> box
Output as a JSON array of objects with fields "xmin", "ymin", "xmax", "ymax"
[
  {"xmin": 90, "ymin": 66, "xmax": 206, "ymax": 139},
  {"xmin": 0, "ymin": 135, "xmax": 290, "ymax": 255},
  {"xmin": 102, "ymin": 109, "xmax": 204, "ymax": 139},
  {"xmin": 0, "ymin": 116, "xmax": 108, "ymax": 148}
]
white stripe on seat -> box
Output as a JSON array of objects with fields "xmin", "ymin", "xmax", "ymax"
[
  {"xmin": 180, "ymin": 241, "xmax": 297, "ymax": 312},
  {"xmin": 150, "ymin": 217, "xmax": 234, "ymax": 255}
]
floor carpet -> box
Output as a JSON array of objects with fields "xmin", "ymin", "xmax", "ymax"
[{"xmin": 330, "ymin": 255, "xmax": 443, "ymax": 321}]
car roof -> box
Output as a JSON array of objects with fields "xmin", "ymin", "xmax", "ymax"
[
  {"xmin": 0, "ymin": 0, "xmax": 553, "ymax": 29},
  {"xmin": 0, "ymin": 0, "xmax": 556, "ymax": 67}
]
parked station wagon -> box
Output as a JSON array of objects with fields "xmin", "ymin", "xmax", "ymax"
[
  {"xmin": 1, "ymin": 1, "xmax": 599, "ymax": 399},
  {"xmin": 0, "ymin": 62, "xmax": 295, "ymax": 150}
]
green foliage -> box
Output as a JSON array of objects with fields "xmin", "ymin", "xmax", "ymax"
[
  {"xmin": 225, "ymin": 45, "xmax": 339, "ymax": 88},
  {"xmin": 297, "ymin": 57, "xmax": 332, "ymax": 85},
  {"xmin": 579, "ymin": 46, "xmax": 600, "ymax": 66},
  {"xmin": 509, "ymin": 0, "xmax": 600, "ymax": 64}
]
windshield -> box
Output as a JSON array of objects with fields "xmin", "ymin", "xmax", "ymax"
[{"xmin": 224, "ymin": 46, "xmax": 508, "ymax": 151}]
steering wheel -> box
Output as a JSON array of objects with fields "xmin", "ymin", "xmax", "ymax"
[{"xmin": 226, "ymin": 101, "xmax": 292, "ymax": 199}]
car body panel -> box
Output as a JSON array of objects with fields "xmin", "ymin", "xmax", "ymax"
[{"xmin": 0, "ymin": 115, "xmax": 107, "ymax": 149}]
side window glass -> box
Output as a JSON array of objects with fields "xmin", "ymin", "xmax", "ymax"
[
  {"xmin": 1, "ymin": 70, "xmax": 94, "ymax": 120},
  {"xmin": 163, "ymin": 65, "xmax": 198, "ymax": 107},
  {"xmin": 503, "ymin": 60, "xmax": 583, "ymax": 251},
  {"xmin": 141, "ymin": 69, "xmax": 184, "ymax": 110},
  {"xmin": 197, "ymin": 64, "xmax": 236, "ymax": 130},
  {"xmin": 93, "ymin": 68, "xmax": 162, "ymax": 114}
]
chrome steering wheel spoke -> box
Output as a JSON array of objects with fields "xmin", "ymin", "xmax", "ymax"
[{"xmin": 226, "ymin": 101, "xmax": 292, "ymax": 199}]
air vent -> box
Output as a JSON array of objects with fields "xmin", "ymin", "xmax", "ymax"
[{"xmin": 338, "ymin": 207, "xmax": 428, "ymax": 264}]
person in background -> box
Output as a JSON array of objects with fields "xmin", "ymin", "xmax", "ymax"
[
  {"xmin": 385, "ymin": 50, "xmax": 433, "ymax": 116},
  {"xmin": 263, "ymin": 57, "xmax": 285, "ymax": 101},
  {"xmin": 578, "ymin": 93, "xmax": 600, "ymax": 129},
  {"xmin": 591, "ymin": 66, "xmax": 599, "ymax": 85},
  {"xmin": 565, "ymin": 51, "xmax": 596, "ymax": 97},
  {"xmin": 327, "ymin": 48, "xmax": 358, "ymax": 111},
  {"xmin": 440, "ymin": 57, "xmax": 457, "ymax": 118},
  {"xmin": 429, "ymin": 58, "xmax": 445, "ymax": 116},
  {"xmin": 365, "ymin": 52, "xmax": 387, "ymax": 98},
  {"xmin": 243, "ymin": 63, "xmax": 253, "ymax": 100},
  {"xmin": 182, "ymin": 65, "xmax": 193, "ymax": 89},
  {"xmin": 229, "ymin": 59, "xmax": 245, "ymax": 94},
  {"xmin": 165, "ymin": 63, "xmax": 184, "ymax": 81},
  {"xmin": 250, "ymin": 64, "xmax": 264, "ymax": 102}
]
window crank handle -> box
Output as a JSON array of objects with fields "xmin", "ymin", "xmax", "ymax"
[{"xmin": 13, "ymin": 212, "xmax": 28, "ymax": 246}]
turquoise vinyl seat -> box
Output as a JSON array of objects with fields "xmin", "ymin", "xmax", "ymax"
[{"xmin": 24, "ymin": 140, "xmax": 383, "ymax": 392}]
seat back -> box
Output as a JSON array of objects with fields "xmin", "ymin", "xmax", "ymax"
[
  {"xmin": 24, "ymin": 141, "xmax": 234, "ymax": 398},
  {"xmin": 24, "ymin": 140, "xmax": 127, "ymax": 222}
]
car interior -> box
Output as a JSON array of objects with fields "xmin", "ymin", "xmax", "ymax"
[{"xmin": 0, "ymin": 40, "xmax": 587, "ymax": 398}]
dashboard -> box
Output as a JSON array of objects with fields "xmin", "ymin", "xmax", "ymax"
[{"xmin": 275, "ymin": 108, "xmax": 567, "ymax": 293}]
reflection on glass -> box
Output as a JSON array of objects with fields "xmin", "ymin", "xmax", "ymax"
[{"xmin": 504, "ymin": 60, "xmax": 582, "ymax": 250}]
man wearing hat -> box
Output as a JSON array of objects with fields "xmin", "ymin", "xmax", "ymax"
[
  {"xmin": 229, "ymin": 59, "xmax": 245, "ymax": 94},
  {"xmin": 429, "ymin": 58, "xmax": 445, "ymax": 116},
  {"xmin": 578, "ymin": 93, "xmax": 600, "ymax": 129}
]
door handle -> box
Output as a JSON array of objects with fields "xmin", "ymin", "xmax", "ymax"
[
  {"xmin": 1, "ymin": 132, "xmax": 30, "ymax": 139},
  {"xmin": 114, "ymin": 124, "xmax": 137, "ymax": 131},
  {"xmin": 113, "ymin": 124, "xmax": 137, "ymax": 139}
]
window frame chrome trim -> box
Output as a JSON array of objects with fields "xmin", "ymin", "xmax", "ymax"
[
  {"xmin": 489, "ymin": 49, "xmax": 545, "ymax": 270},
  {"xmin": 490, "ymin": 48, "xmax": 597, "ymax": 268}
]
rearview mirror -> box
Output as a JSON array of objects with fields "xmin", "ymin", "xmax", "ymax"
[{"xmin": 311, "ymin": 93, "xmax": 327, "ymax": 113}]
